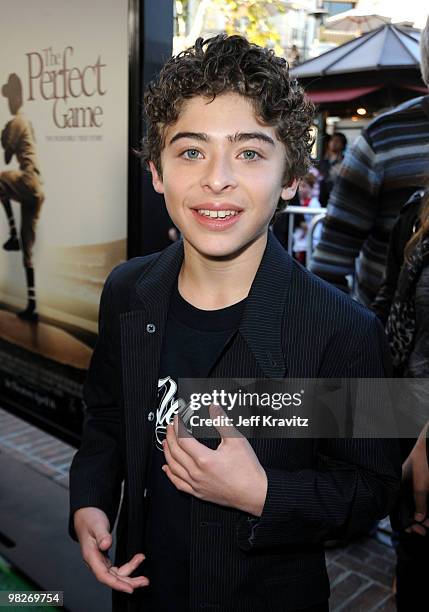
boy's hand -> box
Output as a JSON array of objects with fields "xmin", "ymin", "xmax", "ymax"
[
  {"xmin": 74, "ymin": 507, "xmax": 149, "ymax": 593},
  {"xmin": 402, "ymin": 422, "xmax": 429, "ymax": 536},
  {"xmin": 162, "ymin": 405, "xmax": 268, "ymax": 516}
]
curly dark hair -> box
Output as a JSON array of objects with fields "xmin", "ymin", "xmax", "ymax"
[{"xmin": 141, "ymin": 34, "xmax": 314, "ymax": 212}]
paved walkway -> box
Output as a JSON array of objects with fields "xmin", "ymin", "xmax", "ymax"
[
  {"xmin": 326, "ymin": 536, "xmax": 396, "ymax": 611},
  {"xmin": 0, "ymin": 407, "xmax": 397, "ymax": 611}
]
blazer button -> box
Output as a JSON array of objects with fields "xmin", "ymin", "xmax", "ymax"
[
  {"xmin": 147, "ymin": 411, "xmax": 155, "ymax": 421},
  {"xmin": 146, "ymin": 323, "xmax": 156, "ymax": 333}
]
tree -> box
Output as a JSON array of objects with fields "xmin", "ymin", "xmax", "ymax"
[
  {"xmin": 212, "ymin": 0, "xmax": 286, "ymax": 53},
  {"xmin": 174, "ymin": 0, "xmax": 286, "ymax": 55}
]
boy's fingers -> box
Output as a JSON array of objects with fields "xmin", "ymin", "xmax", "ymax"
[
  {"xmin": 98, "ymin": 536, "xmax": 112, "ymax": 550},
  {"xmin": 115, "ymin": 553, "xmax": 146, "ymax": 576},
  {"xmin": 165, "ymin": 423, "xmax": 204, "ymax": 476},
  {"xmin": 96, "ymin": 569, "xmax": 135, "ymax": 593},
  {"xmin": 163, "ymin": 439, "xmax": 192, "ymax": 482},
  {"xmin": 208, "ymin": 404, "xmax": 243, "ymax": 440},
  {"xmin": 108, "ymin": 568, "xmax": 149, "ymax": 588},
  {"xmin": 107, "ymin": 569, "xmax": 148, "ymax": 587},
  {"xmin": 91, "ymin": 525, "xmax": 112, "ymax": 550},
  {"xmin": 86, "ymin": 549, "xmax": 148, "ymax": 591},
  {"xmin": 96, "ymin": 570, "xmax": 132, "ymax": 593}
]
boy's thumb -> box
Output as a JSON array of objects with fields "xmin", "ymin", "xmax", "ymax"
[{"xmin": 95, "ymin": 530, "xmax": 112, "ymax": 550}]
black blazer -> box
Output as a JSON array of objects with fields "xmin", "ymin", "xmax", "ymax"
[{"xmin": 69, "ymin": 231, "xmax": 401, "ymax": 611}]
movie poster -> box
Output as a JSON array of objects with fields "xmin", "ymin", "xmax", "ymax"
[{"xmin": 0, "ymin": 0, "xmax": 129, "ymax": 436}]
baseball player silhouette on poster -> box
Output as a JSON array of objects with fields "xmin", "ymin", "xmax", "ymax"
[{"xmin": 0, "ymin": 73, "xmax": 44, "ymax": 322}]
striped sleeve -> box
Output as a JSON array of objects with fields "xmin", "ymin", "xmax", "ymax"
[{"xmin": 310, "ymin": 134, "xmax": 383, "ymax": 292}]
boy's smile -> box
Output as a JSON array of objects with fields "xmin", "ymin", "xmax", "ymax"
[
  {"xmin": 149, "ymin": 92, "xmax": 297, "ymax": 260},
  {"xmin": 191, "ymin": 202, "xmax": 242, "ymax": 231}
]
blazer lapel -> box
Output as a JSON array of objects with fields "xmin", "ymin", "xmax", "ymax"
[{"xmin": 238, "ymin": 231, "xmax": 291, "ymax": 378}]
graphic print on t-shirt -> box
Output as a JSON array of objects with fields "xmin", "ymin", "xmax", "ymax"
[
  {"xmin": 156, "ymin": 376, "xmax": 179, "ymax": 451},
  {"xmin": 156, "ymin": 376, "xmax": 192, "ymax": 451}
]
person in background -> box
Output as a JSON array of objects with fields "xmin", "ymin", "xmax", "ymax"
[
  {"xmin": 292, "ymin": 172, "xmax": 320, "ymax": 263},
  {"xmin": 372, "ymin": 185, "xmax": 429, "ymax": 611},
  {"xmin": 317, "ymin": 132, "xmax": 347, "ymax": 207},
  {"xmin": 310, "ymin": 16, "xmax": 429, "ymax": 306},
  {"xmin": 270, "ymin": 188, "xmax": 300, "ymax": 249}
]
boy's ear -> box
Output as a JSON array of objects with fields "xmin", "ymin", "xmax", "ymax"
[
  {"xmin": 148, "ymin": 160, "xmax": 164, "ymax": 194},
  {"xmin": 281, "ymin": 177, "xmax": 299, "ymax": 201}
]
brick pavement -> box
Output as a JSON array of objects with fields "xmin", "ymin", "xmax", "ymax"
[
  {"xmin": 0, "ymin": 408, "xmax": 72, "ymax": 486},
  {"xmin": 0, "ymin": 407, "xmax": 397, "ymax": 611},
  {"xmin": 326, "ymin": 538, "xmax": 396, "ymax": 611}
]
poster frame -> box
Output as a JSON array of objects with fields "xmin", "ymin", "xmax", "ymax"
[{"xmin": 0, "ymin": 0, "xmax": 145, "ymax": 445}]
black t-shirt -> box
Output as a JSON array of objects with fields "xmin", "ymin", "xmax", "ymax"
[{"xmin": 141, "ymin": 280, "xmax": 246, "ymax": 611}]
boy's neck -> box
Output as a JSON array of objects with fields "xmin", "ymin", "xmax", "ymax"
[{"xmin": 177, "ymin": 232, "xmax": 268, "ymax": 310}]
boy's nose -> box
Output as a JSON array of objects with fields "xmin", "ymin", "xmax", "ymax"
[{"xmin": 200, "ymin": 156, "xmax": 238, "ymax": 193}]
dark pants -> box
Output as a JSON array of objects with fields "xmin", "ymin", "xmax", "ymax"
[{"xmin": 395, "ymin": 530, "xmax": 429, "ymax": 612}]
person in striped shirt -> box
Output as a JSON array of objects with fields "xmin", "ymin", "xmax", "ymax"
[{"xmin": 310, "ymin": 16, "xmax": 429, "ymax": 307}]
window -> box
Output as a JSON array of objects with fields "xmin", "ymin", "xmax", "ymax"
[{"xmin": 323, "ymin": 2, "xmax": 354, "ymax": 17}]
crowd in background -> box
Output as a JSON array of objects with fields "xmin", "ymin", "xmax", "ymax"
[{"xmin": 309, "ymin": 19, "xmax": 429, "ymax": 611}]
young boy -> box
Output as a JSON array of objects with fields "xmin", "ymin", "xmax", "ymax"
[{"xmin": 69, "ymin": 35, "xmax": 400, "ymax": 612}]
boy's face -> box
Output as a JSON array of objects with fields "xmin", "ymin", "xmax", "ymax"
[{"xmin": 149, "ymin": 92, "xmax": 297, "ymax": 259}]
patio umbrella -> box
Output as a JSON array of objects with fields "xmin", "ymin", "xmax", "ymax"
[
  {"xmin": 291, "ymin": 24, "xmax": 423, "ymax": 82},
  {"xmin": 325, "ymin": 9, "xmax": 391, "ymax": 35},
  {"xmin": 290, "ymin": 24, "xmax": 427, "ymax": 128}
]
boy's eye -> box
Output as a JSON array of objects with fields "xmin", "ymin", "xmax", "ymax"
[
  {"xmin": 240, "ymin": 150, "xmax": 260, "ymax": 161},
  {"xmin": 183, "ymin": 149, "xmax": 202, "ymax": 160}
]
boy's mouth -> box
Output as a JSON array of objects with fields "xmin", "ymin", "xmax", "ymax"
[
  {"xmin": 190, "ymin": 205, "xmax": 243, "ymax": 229},
  {"xmin": 196, "ymin": 209, "xmax": 240, "ymax": 219}
]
